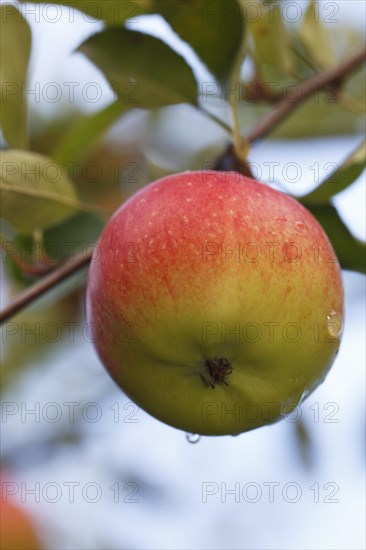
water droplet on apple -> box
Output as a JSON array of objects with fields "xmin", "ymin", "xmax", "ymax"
[
  {"xmin": 186, "ymin": 433, "xmax": 201, "ymax": 444},
  {"xmin": 326, "ymin": 309, "xmax": 343, "ymax": 339}
]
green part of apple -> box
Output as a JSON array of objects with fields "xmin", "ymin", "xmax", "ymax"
[{"xmin": 87, "ymin": 171, "xmax": 344, "ymax": 436}]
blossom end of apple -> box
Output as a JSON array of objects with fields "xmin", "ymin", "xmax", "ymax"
[{"xmin": 200, "ymin": 357, "xmax": 233, "ymax": 389}]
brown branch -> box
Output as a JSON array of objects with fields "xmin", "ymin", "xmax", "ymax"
[
  {"xmin": 0, "ymin": 251, "xmax": 91, "ymax": 324},
  {"xmin": 246, "ymin": 46, "xmax": 365, "ymax": 143},
  {"xmin": 0, "ymin": 46, "xmax": 365, "ymax": 325}
]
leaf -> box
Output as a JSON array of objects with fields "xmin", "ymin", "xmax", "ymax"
[
  {"xmin": 2, "ymin": 213, "xmax": 104, "ymax": 285},
  {"xmin": 268, "ymin": 89, "xmax": 365, "ymax": 138},
  {"xmin": 304, "ymin": 202, "xmax": 366, "ymax": 274},
  {"xmin": 77, "ymin": 27, "xmax": 198, "ymax": 109},
  {"xmin": 155, "ymin": 0, "xmax": 245, "ymax": 86},
  {"xmin": 17, "ymin": 0, "xmax": 153, "ymax": 24},
  {"xmin": 302, "ymin": 140, "xmax": 366, "ymax": 203},
  {"xmin": 0, "ymin": 150, "xmax": 79, "ymax": 233},
  {"xmin": 294, "ymin": 418, "xmax": 313, "ymax": 470},
  {"xmin": 43, "ymin": 212, "xmax": 105, "ymax": 261},
  {"xmin": 0, "ymin": 287, "xmax": 82, "ymax": 392},
  {"xmin": 52, "ymin": 101, "xmax": 126, "ymax": 165},
  {"xmin": 246, "ymin": 3, "xmax": 291, "ymax": 80},
  {"xmin": 300, "ymin": 0, "xmax": 335, "ymax": 69},
  {"xmin": 0, "ymin": 4, "xmax": 31, "ymax": 149}
]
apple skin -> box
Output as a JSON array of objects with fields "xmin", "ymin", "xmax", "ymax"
[
  {"xmin": 87, "ymin": 171, "xmax": 344, "ymax": 436},
  {"xmin": 0, "ymin": 497, "xmax": 41, "ymax": 550}
]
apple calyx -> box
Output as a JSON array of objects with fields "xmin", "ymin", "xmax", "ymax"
[{"xmin": 201, "ymin": 357, "xmax": 232, "ymax": 389}]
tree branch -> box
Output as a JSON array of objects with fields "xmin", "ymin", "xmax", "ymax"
[
  {"xmin": 0, "ymin": 251, "xmax": 91, "ymax": 323},
  {"xmin": 1, "ymin": 46, "xmax": 365, "ymax": 325},
  {"xmin": 246, "ymin": 46, "xmax": 365, "ymax": 143}
]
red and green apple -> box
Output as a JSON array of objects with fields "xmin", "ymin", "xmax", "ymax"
[{"xmin": 87, "ymin": 171, "xmax": 344, "ymax": 436}]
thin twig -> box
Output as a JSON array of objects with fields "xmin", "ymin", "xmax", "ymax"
[
  {"xmin": 246, "ymin": 46, "xmax": 365, "ymax": 143},
  {"xmin": 0, "ymin": 46, "xmax": 365, "ymax": 325},
  {"xmin": 0, "ymin": 251, "xmax": 91, "ymax": 323}
]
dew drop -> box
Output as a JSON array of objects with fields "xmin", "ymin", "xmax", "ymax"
[
  {"xmin": 186, "ymin": 433, "xmax": 201, "ymax": 444},
  {"xmin": 326, "ymin": 309, "xmax": 343, "ymax": 338},
  {"xmin": 295, "ymin": 221, "xmax": 304, "ymax": 229}
]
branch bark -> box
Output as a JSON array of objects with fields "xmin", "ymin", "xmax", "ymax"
[
  {"xmin": 1, "ymin": 46, "xmax": 365, "ymax": 324},
  {"xmin": 246, "ymin": 46, "xmax": 365, "ymax": 143},
  {"xmin": 0, "ymin": 251, "xmax": 91, "ymax": 323}
]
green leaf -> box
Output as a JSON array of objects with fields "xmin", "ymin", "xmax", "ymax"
[
  {"xmin": 0, "ymin": 4, "xmax": 31, "ymax": 149},
  {"xmin": 2, "ymin": 212, "xmax": 104, "ymax": 284},
  {"xmin": 294, "ymin": 418, "xmax": 313, "ymax": 470},
  {"xmin": 304, "ymin": 202, "xmax": 366, "ymax": 274},
  {"xmin": 78, "ymin": 27, "xmax": 198, "ymax": 109},
  {"xmin": 269, "ymin": 89, "xmax": 365, "ymax": 139},
  {"xmin": 43, "ymin": 212, "xmax": 105, "ymax": 262},
  {"xmin": 17, "ymin": 0, "xmax": 153, "ymax": 24},
  {"xmin": 0, "ymin": 150, "xmax": 79, "ymax": 233},
  {"xmin": 0, "ymin": 288, "xmax": 82, "ymax": 391},
  {"xmin": 246, "ymin": 3, "xmax": 291, "ymax": 80},
  {"xmin": 155, "ymin": 0, "xmax": 245, "ymax": 86},
  {"xmin": 52, "ymin": 101, "xmax": 126, "ymax": 165},
  {"xmin": 300, "ymin": 0, "xmax": 335, "ymax": 69},
  {"xmin": 302, "ymin": 140, "xmax": 366, "ymax": 203}
]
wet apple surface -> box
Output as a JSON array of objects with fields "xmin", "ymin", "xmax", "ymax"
[{"xmin": 87, "ymin": 171, "xmax": 344, "ymax": 435}]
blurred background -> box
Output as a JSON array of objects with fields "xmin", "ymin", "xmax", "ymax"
[{"xmin": 0, "ymin": 0, "xmax": 365, "ymax": 548}]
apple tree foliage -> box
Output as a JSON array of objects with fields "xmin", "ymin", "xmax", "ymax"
[{"xmin": 0, "ymin": 0, "xmax": 365, "ymax": 385}]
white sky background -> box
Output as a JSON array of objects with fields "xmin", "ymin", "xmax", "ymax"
[{"xmin": 1, "ymin": 1, "xmax": 365, "ymax": 549}]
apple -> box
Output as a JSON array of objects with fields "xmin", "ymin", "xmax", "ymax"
[
  {"xmin": 87, "ymin": 171, "xmax": 344, "ymax": 436},
  {"xmin": 0, "ymin": 497, "xmax": 41, "ymax": 550}
]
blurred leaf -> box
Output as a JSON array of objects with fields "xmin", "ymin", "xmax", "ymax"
[
  {"xmin": 77, "ymin": 27, "xmax": 198, "ymax": 109},
  {"xmin": 44, "ymin": 212, "xmax": 105, "ymax": 261},
  {"xmin": 264, "ymin": 60, "xmax": 365, "ymax": 138},
  {"xmin": 155, "ymin": 0, "xmax": 245, "ymax": 86},
  {"xmin": 304, "ymin": 202, "xmax": 366, "ymax": 273},
  {"xmin": 294, "ymin": 418, "xmax": 313, "ymax": 470},
  {"xmin": 17, "ymin": 0, "xmax": 153, "ymax": 24},
  {"xmin": 2, "ymin": 233, "xmax": 37, "ymax": 284},
  {"xmin": 52, "ymin": 101, "xmax": 126, "ymax": 165},
  {"xmin": 0, "ymin": 4, "xmax": 31, "ymax": 149},
  {"xmin": 246, "ymin": 3, "xmax": 291, "ymax": 80},
  {"xmin": 0, "ymin": 288, "xmax": 82, "ymax": 392},
  {"xmin": 0, "ymin": 150, "xmax": 78, "ymax": 233},
  {"xmin": 28, "ymin": 108, "xmax": 83, "ymax": 157},
  {"xmin": 302, "ymin": 140, "xmax": 366, "ymax": 203},
  {"xmin": 0, "ymin": 218, "xmax": 17, "ymax": 241},
  {"xmin": 2, "ymin": 213, "xmax": 104, "ymax": 284},
  {"xmin": 300, "ymin": 0, "xmax": 335, "ymax": 69},
  {"xmin": 269, "ymin": 90, "xmax": 365, "ymax": 139}
]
